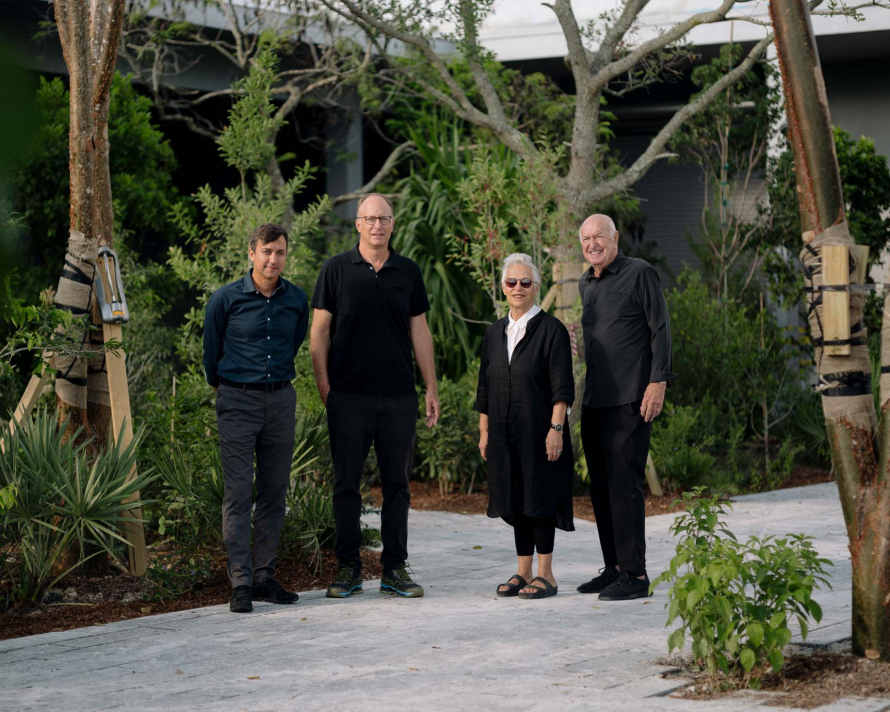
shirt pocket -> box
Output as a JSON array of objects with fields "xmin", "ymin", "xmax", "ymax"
[
  {"xmin": 603, "ymin": 291, "xmax": 639, "ymax": 319},
  {"xmin": 385, "ymin": 282, "xmax": 411, "ymax": 314}
]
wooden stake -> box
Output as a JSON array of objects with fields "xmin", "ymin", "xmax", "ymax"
[
  {"xmin": 852, "ymin": 245, "xmax": 870, "ymax": 286},
  {"xmin": 822, "ymin": 244, "xmax": 851, "ymax": 356},
  {"xmin": 2, "ymin": 355, "xmax": 55, "ymax": 453},
  {"xmin": 96, "ymin": 298, "xmax": 147, "ymax": 576}
]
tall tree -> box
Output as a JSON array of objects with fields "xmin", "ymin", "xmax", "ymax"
[
  {"xmin": 770, "ymin": 0, "xmax": 890, "ymax": 659},
  {"xmin": 318, "ymin": 0, "xmax": 883, "ymax": 227},
  {"xmin": 52, "ymin": 0, "xmax": 126, "ymax": 439}
]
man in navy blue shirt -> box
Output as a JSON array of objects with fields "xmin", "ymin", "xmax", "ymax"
[{"xmin": 203, "ymin": 223, "xmax": 309, "ymax": 613}]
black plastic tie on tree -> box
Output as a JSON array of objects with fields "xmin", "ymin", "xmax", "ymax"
[
  {"xmin": 882, "ymin": 365, "xmax": 890, "ymax": 374},
  {"xmin": 818, "ymin": 371, "xmax": 872, "ymax": 397}
]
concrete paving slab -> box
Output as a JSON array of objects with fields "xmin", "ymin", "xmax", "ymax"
[{"xmin": 0, "ymin": 483, "xmax": 872, "ymax": 711}]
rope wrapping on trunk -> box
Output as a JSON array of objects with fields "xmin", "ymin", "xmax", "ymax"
[
  {"xmin": 54, "ymin": 230, "xmax": 96, "ymax": 409},
  {"xmin": 799, "ymin": 222, "xmax": 875, "ymax": 429}
]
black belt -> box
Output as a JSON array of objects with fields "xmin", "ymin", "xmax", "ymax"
[{"xmin": 219, "ymin": 377, "xmax": 289, "ymax": 392}]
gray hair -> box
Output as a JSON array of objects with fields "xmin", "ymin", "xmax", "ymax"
[
  {"xmin": 500, "ymin": 253, "xmax": 541, "ymax": 286},
  {"xmin": 579, "ymin": 214, "xmax": 617, "ymax": 240}
]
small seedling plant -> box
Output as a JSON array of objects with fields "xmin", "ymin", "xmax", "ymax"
[{"xmin": 650, "ymin": 488, "xmax": 833, "ymax": 688}]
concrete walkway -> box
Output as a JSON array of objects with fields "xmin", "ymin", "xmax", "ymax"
[{"xmin": 0, "ymin": 483, "xmax": 879, "ymax": 712}]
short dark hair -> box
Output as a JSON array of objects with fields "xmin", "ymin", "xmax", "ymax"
[{"xmin": 249, "ymin": 223, "xmax": 288, "ymax": 252}]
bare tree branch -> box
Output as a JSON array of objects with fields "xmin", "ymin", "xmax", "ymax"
[{"xmin": 331, "ymin": 140, "xmax": 417, "ymax": 204}]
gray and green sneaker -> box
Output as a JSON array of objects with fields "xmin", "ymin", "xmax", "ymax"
[
  {"xmin": 381, "ymin": 566, "xmax": 424, "ymax": 598},
  {"xmin": 326, "ymin": 564, "xmax": 363, "ymax": 598}
]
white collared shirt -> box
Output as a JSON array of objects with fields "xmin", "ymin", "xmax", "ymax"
[{"xmin": 506, "ymin": 304, "xmax": 542, "ymax": 364}]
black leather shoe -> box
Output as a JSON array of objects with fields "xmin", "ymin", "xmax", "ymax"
[
  {"xmin": 252, "ymin": 578, "xmax": 299, "ymax": 604},
  {"xmin": 230, "ymin": 585, "xmax": 253, "ymax": 613},
  {"xmin": 598, "ymin": 572, "xmax": 652, "ymax": 601},
  {"xmin": 577, "ymin": 566, "xmax": 619, "ymax": 594}
]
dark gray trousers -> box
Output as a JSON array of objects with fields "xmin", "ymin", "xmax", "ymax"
[{"xmin": 216, "ymin": 382, "xmax": 295, "ymax": 588}]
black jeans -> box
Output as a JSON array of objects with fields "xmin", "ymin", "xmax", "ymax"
[
  {"xmin": 216, "ymin": 382, "xmax": 295, "ymax": 588},
  {"xmin": 326, "ymin": 390, "xmax": 418, "ymax": 571},
  {"xmin": 581, "ymin": 401, "xmax": 652, "ymax": 576}
]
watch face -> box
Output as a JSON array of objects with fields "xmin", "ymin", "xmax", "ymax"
[{"xmin": 552, "ymin": 423, "xmax": 563, "ymax": 432}]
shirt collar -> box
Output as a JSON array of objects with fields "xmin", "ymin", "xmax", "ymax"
[
  {"xmin": 507, "ymin": 303, "xmax": 542, "ymax": 330},
  {"xmin": 585, "ymin": 251, "xmax": 627, "ymax": 281},
  {"xmin": 242, "ymin": 270, "xmax": 286, "ymax": 294},
  {"xmin": 351, "ymin": 242, "xmax": 400, "ymax": 269}
]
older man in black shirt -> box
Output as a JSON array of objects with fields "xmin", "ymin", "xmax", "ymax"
[
  {"xmin": 310, "ymin": 194, "xmax": 439, "ymax": 599},
  {"xmin": 575, "ymin": 214, "xmax": 674, "ymax": 601},
  {"xmin": 204, "ymin": 223, "xmax": 309, "ymax": 613}
]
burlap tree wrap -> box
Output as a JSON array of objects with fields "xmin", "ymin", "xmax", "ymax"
[
  {"xmin": 799, "ymin": 221, "xmax": 875, "ymax": 430},
  {"xmin": 53, "ymin": 230, "xmax": 97, "ymax": 409}
]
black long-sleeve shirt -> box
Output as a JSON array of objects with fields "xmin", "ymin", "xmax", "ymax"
[
  {"xmin": 578, "ymin": 252, "xmax": 675, "ymax": 408},
  {"xmin": 203, "ymin": 271, "xmax": 309, "ymax": 387}
]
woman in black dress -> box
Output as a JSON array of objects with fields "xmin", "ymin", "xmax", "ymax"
[{"xmin": 474, "ymin": 253, "xmax": 575, "ymax": 599}]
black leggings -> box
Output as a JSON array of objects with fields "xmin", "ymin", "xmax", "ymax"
[{"xmin": 512, "ymin": 513, "xmax": 556, "ymax": 556}]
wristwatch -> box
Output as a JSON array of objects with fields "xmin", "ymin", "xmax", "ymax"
[{"xmin": 550, "ymin": 423, "xmax": 564, "ymax": 432}]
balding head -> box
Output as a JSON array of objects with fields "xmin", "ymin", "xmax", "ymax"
[{"xmin": 579, "ymin": 213, "xmax": 619, "ymax": 275}]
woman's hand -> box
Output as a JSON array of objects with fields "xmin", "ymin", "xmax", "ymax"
[
  {"xmin": 545, "ymin": 428, "xmax": 563, "ymax": 462},
  {"xmin": 479, "ymin": 430, "xmax": 488, "ymax": 461}
]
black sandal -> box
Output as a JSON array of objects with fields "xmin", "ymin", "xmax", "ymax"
[
  {"xmin": 496, "ymin": 575, "xmax": 529, "ymax": 597},
  {"xmin": 518, "ymin": 576, "xmax": 558, "ymax": 600}
]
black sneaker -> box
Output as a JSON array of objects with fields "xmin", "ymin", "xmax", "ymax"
[
  {"xmin": 326, "ymin": 564, "xmax": 364, "ymax": 598},
  {"xmin": 576, "ymin": 567, "xmax": 619, "ymax": 594},
  {"xmin": 252, "ymin": 578, "xmax": 299, "ymax": 604},
  {"xmin": 381, "ymin": 566, "xmax": 424, "ymax": 598},
  {"xmin": 598, "ymin": 572, "xmax": 652, "ymax": 601},
  {"xmin": 230, "ymin": 585, "xmax": 253, "ymax": 613}
]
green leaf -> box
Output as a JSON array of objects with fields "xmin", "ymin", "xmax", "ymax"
[
  {"xmin": 799, "ymin": 617, "xmax": 809, "ymax": 641},
  {"xmin": 747, "ymin": 622, "xmax": 764, "ymax": 647},
  {"xmin": 768, "ymin": 649, "xmax": 784, "ymax": 673},
  {"xmin": 807, "ymin": 599, "xmax": 823, "ymax": 622},
  {"xmin": 769, "ymin": 611, "xmax": 786, "ymax": 629},
  {"xmin": 668, "ymin": 628, "xmax": 685, "ymax": 653},
  {"xmin": 740, "ymin": 648, "xmax": 756, "ymax": 672},
  {"xmin": 686, "ymin": 590, "xmax": 702, "ymax": 610}
]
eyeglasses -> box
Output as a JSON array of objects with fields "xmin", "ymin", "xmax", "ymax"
[
  {"xmin": 357, "ymin": 216, "xmax": 393, "ymax": 226},
  {"xmin": 504, "ymin": 278, "xmax": 534, "ymax": 289}
]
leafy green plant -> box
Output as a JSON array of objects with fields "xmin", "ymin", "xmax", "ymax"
[
  {"xmin": 415, "ymin": 367, "xmax": 483, "ymax": 494},
  {"xmin": 142, "ymin": 554, "xmax": 214, "ymax": 602},
  {"xmin": 0, "ymin": 410, "xmax": 155, "ymax": 610},
  {"xmin": 650, "ymin": 404, "xmax": 719, "ymax": 491},
  {"xmin": 652, "ymin": 489, "xmax": 832, "ymax": 689}
]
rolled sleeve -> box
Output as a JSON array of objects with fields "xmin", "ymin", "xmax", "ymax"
[
  {"xmin": 202, "ymin": 290, "xmax": 227, "ymax": 387},
  {"xmin": 639, "ymin": 266, "xmax": 676, "ymax": 384}
]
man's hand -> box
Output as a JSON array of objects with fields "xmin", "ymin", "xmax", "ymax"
[
  {"xmin": 479, "ymin": 429, "xmax": 488, "ymax": 461},
  {"xmin": 545, "ymin": 428, "xmax": 563, "ymax": 461},
  {"xmin": 213, "ymin": 386, "xmax": 218, "ymax": 395},
  {"xmin": 425, "ymin": 390, "xmax": 440, "ymax": 428},
  {"xmin": 640, "ymin": 382, "xmax": 666, "ymax": 422},
  {"xmin": 318, "ymin": 381, "xmax": 331, "ymax": 407}
]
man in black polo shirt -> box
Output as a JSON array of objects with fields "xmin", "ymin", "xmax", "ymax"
[
  {"xmin": 310, "ymin": 193, "xmax": 439, "ymax": 599},
  {"xmin": 574, "ymin": 214, "xmax": 675, "ymax": 602},
  {"xmin": 203, "ymin": 223, "xmax": 309, "ymax": 613}
]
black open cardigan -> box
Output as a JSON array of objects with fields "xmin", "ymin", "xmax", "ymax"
[{"xmin": 474, "ymin": 310, "xmax": 575, "ymax": 532}]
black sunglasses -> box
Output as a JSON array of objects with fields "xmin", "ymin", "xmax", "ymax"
[{"xmin": 504, "ymin": 278, "xmax": 534, "ymax": 289}]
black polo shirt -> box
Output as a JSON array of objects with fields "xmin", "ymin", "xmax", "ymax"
[
  {"xmin": 578, "ymin": 251, "xmax": 675, "ymax": 408},
  {"xmin": 311, "ymin": 243, "xmax": 430, "ymax": 396},
  {"xmin": 203, "ymin": 271, "xmax": 309, "ymax": 387}
]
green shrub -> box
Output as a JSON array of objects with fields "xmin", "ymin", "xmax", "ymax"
[
  {"xmin": 651, "ymin": 489, "xmax": 832, "ymax": 689},
  {"xmin": 143, "ymin": 554, "xmax": 214, "ymax": 602},
  {"xmin": 0, "ymin": 410, "xmax": 155, "ymax": 610},
  {"xmin": 650, "ymin": 404, "xmax": 718, "ymax": 491},
  {"xmin": 415, "ymin": 367, "xmax": 483, "ymax": 494}
]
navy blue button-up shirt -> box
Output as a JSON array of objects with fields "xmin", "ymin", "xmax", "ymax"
[{"xmin": 203, "ymin": 271, "xmax": 309, "ymax": 387}]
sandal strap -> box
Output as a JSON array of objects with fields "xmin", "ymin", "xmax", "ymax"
[{"xmin": 530, "ymin": 577, "xmax": 555, "ymax": 590}]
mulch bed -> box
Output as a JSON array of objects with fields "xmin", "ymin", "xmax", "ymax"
[
  {"xmin": 659, "ymin": 640, "xmax": 890, "ymax": 708},
  {"xmin": 0, "ymin": 549, "xmax": 383, "ymax": 641},
  {"xmin": 1, "ymin": 465, "xmax": 833, "ymax": 642}
]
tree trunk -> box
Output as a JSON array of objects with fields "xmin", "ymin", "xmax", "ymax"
[
  {"xmin": 770, "ymin": 0, "xmax": 889, "ymax": 659},
  {"xmin": 52, "ymin": 0, "xmax": 123, "ymax": 444}
]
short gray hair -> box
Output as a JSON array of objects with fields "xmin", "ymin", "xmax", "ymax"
[
  {"xmin": 579, "ymin": 214, "xmax": 617, "ymax": 240},
  {"xmin": 500, "ymin": 253, "xmax": 541, "ymax": 286}
]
